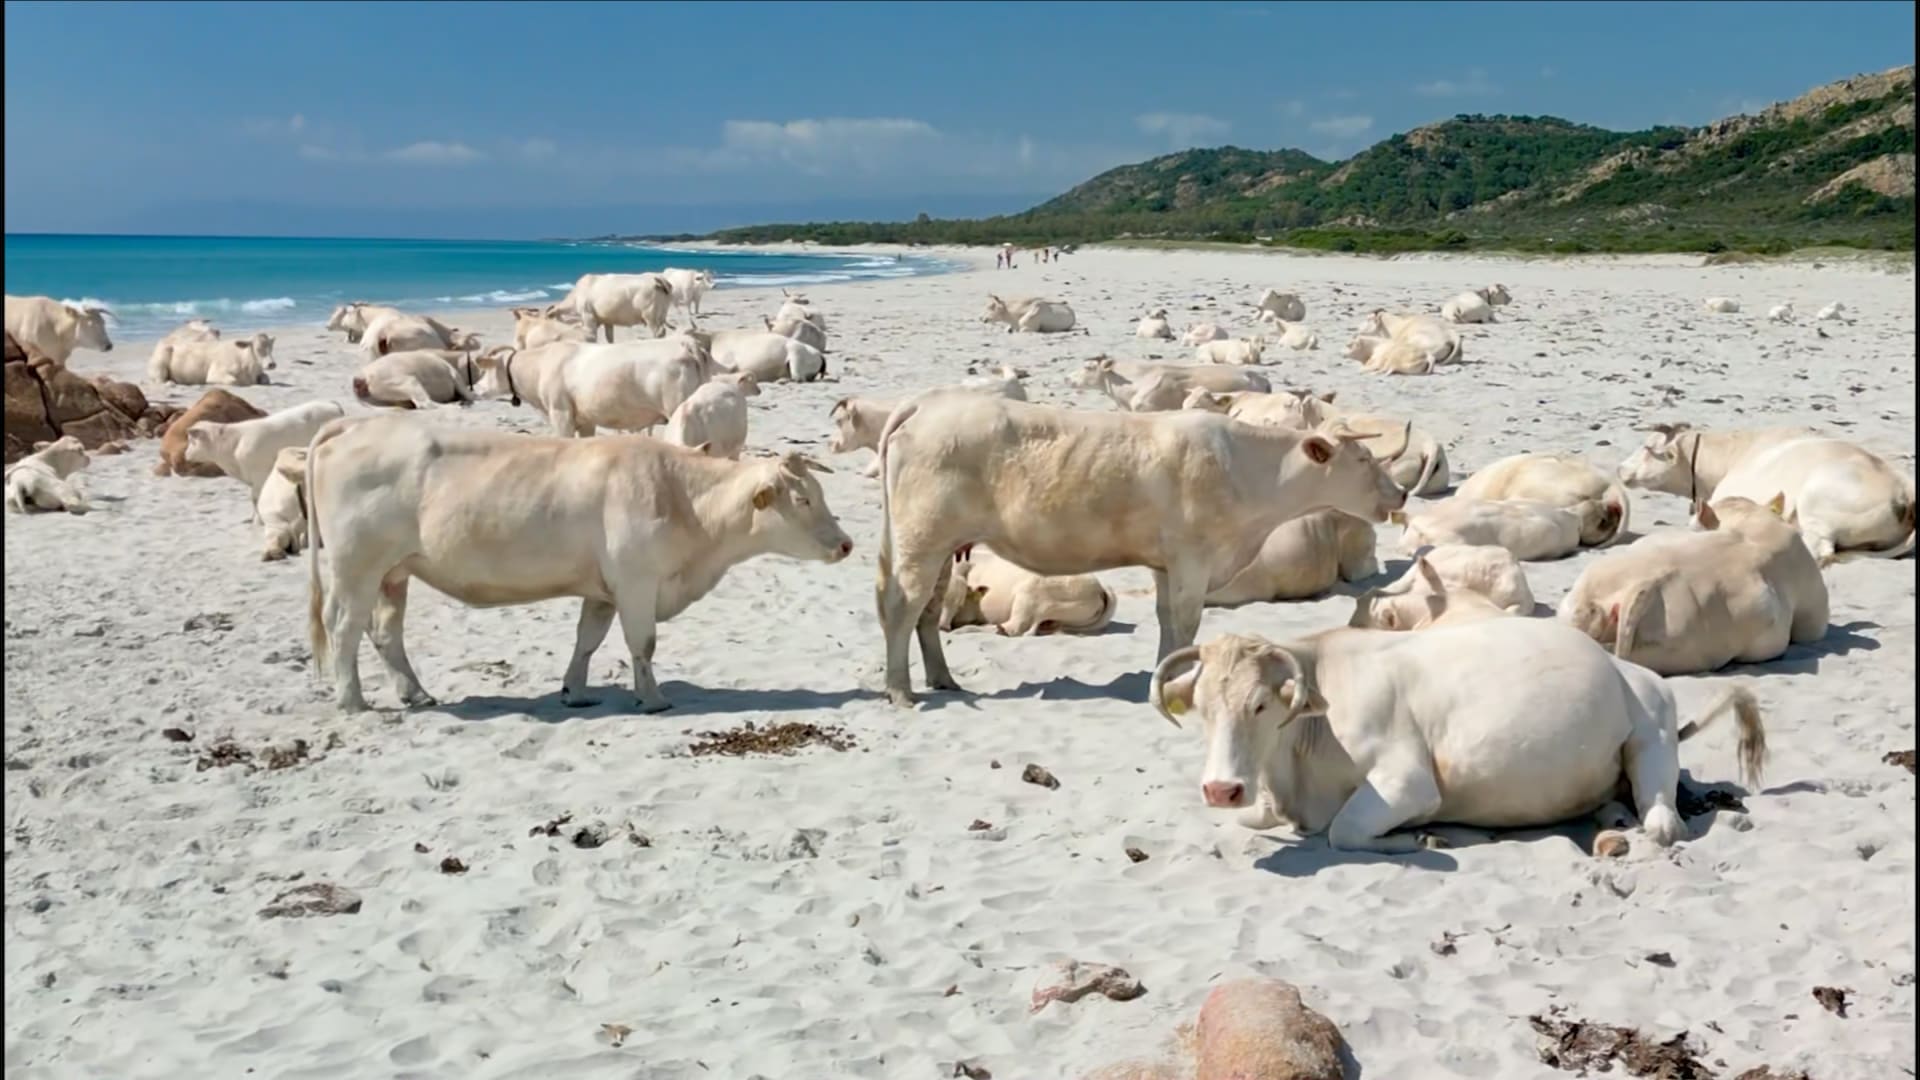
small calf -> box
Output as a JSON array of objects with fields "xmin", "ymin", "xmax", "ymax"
[{"xmin": 5, "ymin": 436, "xmax": 90, "ymax": 514}]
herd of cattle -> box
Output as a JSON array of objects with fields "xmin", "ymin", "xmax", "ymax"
[{"xmin": 4, "ymin": 269, "xmax": 1914, "ymax": 854}]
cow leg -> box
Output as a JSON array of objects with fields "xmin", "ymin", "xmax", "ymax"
[
  {"xmin": 612, "ymin": 584, "xmax": 671, "ymax": 713},
  {"xmin": 370, "ymin": 572, "xmax": 434, "ymax": 707},
  {"xmin": 1237, "ymin": 761, "xmax": 1288, "ymax": 831},
  {"xmin": 396, "ymin": 377, "xmax": 438, "ymax": 410},
  {"xmin": 560, "ymin": 599, "xmax": 617, "ymax": 707},
  {"xmin": 1621, "ymin": 714, "xmax": 1684, "ymax": 845},
  {"xmin": 1151, "ymin": 564, "xmax": 1209, "ymax": 660},
  {"xmin": 1326, "ymin": 760, "xmax": 1442, "ymax": 854},
  {"xmin": 878, "ymin": 549, "xmax": 956, "ymax": 707},
  {"xmin": 916, "ymin": 558, "xmax": 960, "ymax": 691},
  {"xmin": 998, "ymin": 588, "xmax": 1041, "ymax": 638},
  {"xmin": 323, "ymin": 577, "xmax": 378, "ymax": 712}
]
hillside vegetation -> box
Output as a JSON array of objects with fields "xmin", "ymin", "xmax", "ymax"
[{"xmin": 685, "ymin": 65, "xmax": 1914, "ymax": 255}]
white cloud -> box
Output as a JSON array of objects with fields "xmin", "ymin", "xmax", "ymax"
[
  {"xmin": 1308, "ymin": 114, "xmax": 1374, "ymax": 139},
  {"xmin": 1135, "ymin": 111, "xmax": 1231, "ymax": 148},
  {"xmin": 1414, "ymin": 67, "xmax": 1499, "ymax": 98},
  {"xmin": 384, "ymin": 140, "xmax": 484, "ymax": 166},
  {"xmin": 1276, "ymin": 99, "xmax": 1307, "ymax": 118}
]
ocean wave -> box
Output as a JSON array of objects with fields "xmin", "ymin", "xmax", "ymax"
[
  {"xmin": 456, "ymin": 288, "xmax": 550, "ymax": 304},
  {"xmin": 240, "ymin": 297, "xmax": 297, "ymax": 314}
]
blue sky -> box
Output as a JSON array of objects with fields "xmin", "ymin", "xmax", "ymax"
[{"xmin": 4, "ymin": 0, "xmax": 1913, "ymax": 238}]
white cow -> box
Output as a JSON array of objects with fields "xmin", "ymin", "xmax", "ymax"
[
  {"xmin": 1254, "ymin": 289, "xmax": 1306, "ymax": 322},
  {"xmin": 1347, "ymin": 549, "xmax": 1533, "ymax": 632},
  {"xmin": 938, "ymin": 546, "xmax": 1116, "ymax": 636},
  {"xmin": 1295, "ymin": 397, "xmax": 1450, "ymax": 497},
  {"xmin": 326, "ymin": 302, "xmax": 405, "ymax": 344},
  {"xmin": 473, "ymin": 337, "xmax": 707, "ymax": 436},
  {"xmin": 1068, "ymin": 356, "xmax": 1271, "ymax": 412},
  {"xmin": 775, "ymin": 290, "xmax": 827, "ymax": 333},
  {"xmin": 1616, "ymin": 424, "xmax": 1913, "ymax": 563},
  {"xmin": 1457, "ymin": 452, "xmax": 1630, "ymax": 546},
  {"xmin": 149, "ymin": 333, "xmax": 276, "ymax": 386},
  {"xmin": 1344, "ymin": 334, "xmax": 1436, "ymax": 376},
  {"xmin": 352, "ymin": 349, "xmax": 477, "ymax": 409},
  {"xmin": 873, "ymin": 391, "xmax": 1407, "ymax": 705},
  {"xmin": 4, "ymin": 296, "xmax": 114, "ymax": 369},
  {"xmin": 1253, "ymin": 314, "xmax": 1320, "ymax": 350},
  {"xmin": 1815, "ymin": 301, "xmax": 1846, "ymax": 321},
  {"xmin": 304, "ymin": 417, "xmax": 853, "ymax": 712},
  {"xmin": 960, "ymin": 364, "xmax": 1029, "ymax": 400},
  {"xmin": 1767, "ymin": 303, "xmax": 1796, "ymax": 324},
  {"xmin": 1194, "ymin": 337, "xmax": 1266, "ymax": 366},
  {"xmin": 664, "ymin": 373, "xmax": 760, "ymax": 459},
  {"xmin": 1703, "ymin": 297, "xmax": 1741, "ymax": 313},
  {"xmin": 1360, "ymin": 311, "xmax": 1463, "ymax": 368},
  {"xmin": 551, "ymin": 273, "xmax": 675, "ymax": 341},
  {"xmin": 510, "ymin": 307, "xmax": 592, "ymax": 351},
  {"xmin": 662, "ymin": 268, "xmax": 716, "ymax": 324},
  {"xmin": 4, "ymin": 435, "xmax": 90, "ymax": 515},
  {"xmin": 1149, "ymin": 620, "xmax": 1767, "ymax": 850},
  {"xmin": 1182, "ymin": 321, "xmax": 1230, "ymax": 346},
  {"xmin": 691, "ymin": 328, "xmax": 824, "ymax": 382},
  {"xmin": 185, "ymin": 400, "xmax": 346, "ymax": 512},
  {"xmin": 982, "ymin": 294, "xmax": 1077, "ymax": 334},
  {"xmin": 1136, "ymin": 310, "xmax": 1175, "ymax": 340},
  {"xmin": 765, "ymin": 311, "xmax": 828, "ymax": 353},
  {"xmin": 1559, "ymin": 495, "xmax": 1829, "ymax": 675},
  {"xmin": 1440, "ymin": 291, "xmax": 1495, "ymax": 324},
  {"xmin": 828, "ymin": 378, "xmax": 1034, "ymax": 479},
  {"xmin": 1479, "ymin": 284, "xmax": 1512, "ymax": 306},
  {"xmin": 1393, "ymin": 497, "xmax": 1605, "ymax": 561},
  {"xmin": 147, "ymin": 320, "xmax": 222, "ymax": 380},
  {"xmin": 362, "ymin": 312, "xmax": 474, "ymax": 358},
  {"xmin": 257, "ymin": 447, "xmax": 310, "ymax": 561},
  {"xmin": 1204, "ymin": 510, "xmax": 1379, "ymax": 606}
]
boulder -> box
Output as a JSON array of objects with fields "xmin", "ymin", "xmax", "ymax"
[
  {"xmin": 6, "ymin": 331, "xmax": 183, "ymax": 464},
  {"xmin": 1194, "ymin": 979, "xmax": 1348, "ymax": 1080}
]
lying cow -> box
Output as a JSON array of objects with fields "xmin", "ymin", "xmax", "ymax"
[
  {"xmin": 664, "ymin": 373, "xmax": 759, "ymax": 459},
  {"xmin": 1204, "ymin": 510, "xmax": 1379, "ymax": 606},
  {"xmin": 327, "ymin": 302, "xmax": 406, "ymax": 344},
  {"xmin": 510, "ymin": 306, "xmax": 592, "ymax": 351},
  {"xmin": 1559, "ymin": 495, "xmax": 1829, "ymax": 674},
  {"xmin": 257, "ymin": 447, "xmax": 310, "ymax": 561},
  {"xmin": 149, "ymin": 332, "xmax": 276, "ymax": 386},
  {"xmin": 874, "ymin": 391, "xmax": 1405, "ymax": 706},
  {"xmin": 5, "ymin": 436, "xmax": 90, "ymax": 515},
  {"xmin": 1616, "ymin": 423, "xmax": 1914, "ymax": 564},
  {"xmin": 1068, "ymin": 356, "xmax": 1270, "ymax": 413},
  {"xmin": 939, "ymin": 547, "xmax": 1116, "ymax": 636},
  {"xmin": 304, "ymin": 416, "xmax": 853, "ymax": 711},
  {"xmin": 1456, "ymin": 451, "xmax": 1629, "ymax": 546},
  {"xmin": 1392, "ymin": 497, "xmax": 1602, "ymax": 561},
  {"xmin": 982, "ymin": 294, "xmax": 1076, "ymax": 334},
  {"xmin": 362, "ymin": 312, "xmax": 473, "ymax": 357},
  {"xmin": 1149, "ymin": 620, "xmax": 1766, "ymax": 851},
  {"xmin": 1348, "ymin": 552, "xmax": 1527, "ymax": 631},
  {"xmin": 353, "ymin": 348, "xmax": 478, "ymax": 409}
]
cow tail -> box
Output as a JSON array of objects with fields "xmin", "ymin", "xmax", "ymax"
[
  {"xmin": 1844, "ymin": 476, "xmax": 1917, "ymax": 560},
  {"xmin": 304, "ymin": 418, "xmax": 350, "ymax": 675},
  {"xmin": 875, "ymin": 399, "xmax": 923, "ymax": 574},
  {"xmin": 1612, "ymin": 586, "xmax": 1656, "ymax": 662},
  {"xmin": 1676, "ymin": 686, "xmax": 1766, "ymax": 788}
]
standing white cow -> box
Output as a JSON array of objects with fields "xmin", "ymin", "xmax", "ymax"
[
  {"xmin": 1149, "ymin": 621, "xmax": 1766, "ymax": 850},
  {"xmin": 1616, "ymin": 423, "xmax": 1913, "ymax": 564},
  {"xmin": 872, "ymin": 391, "xmax": 1406, "ymax": 705},
  {"xmin": 4, "ymin": 296, "xmax": 114, "ymax": 369},
  {"xmin": 473, "ymin": 337, "xmax": 708, "ymax": 436},
  {"xmin": 664, "ymin": 373, "xmax": 759, "ymax": 459},
  {"xmin": 551, "ymin": 273, "xmax": 675, "ymax": 341},
  {"xmin": 303, "ymin": 416, "xmax": 853, "ymax": 712},
  {"xmin": 662, "ymin": 268, "xmax": 716, "ymax": 325},
  {"xmin": 184, "ymin": 400, "xmax": 345, "ymax": 512}
]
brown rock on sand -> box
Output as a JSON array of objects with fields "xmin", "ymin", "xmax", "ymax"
[
  {"xmin": 155, "ymin": 388, "xmax": 266, "ymax": 477},
  {"xmin": 1030, "ymin": 960, "xmax": 1146, "ymax": 1013},
  {"xmin": 6, "ymin": 331, "xmax": 180, "ymax": 464},
  {"xmin": 1194, "ymin": 978, "xmax": 1348, "ymax": 1080}
]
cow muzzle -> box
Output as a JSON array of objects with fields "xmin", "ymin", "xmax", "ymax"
[{"xmin": 1202, "ymin": 780, "xmax": 1248, "ymax": 808}]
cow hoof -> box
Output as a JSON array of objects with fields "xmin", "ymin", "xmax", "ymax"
[
  {"xmin": 928, "ymin": 676, "xmax": 965, "ymax": 694},
  {"xmin": 336, "ymin": 696, "xmax": 371, "ymax": 714},
  {"xmin": 886, "ymin": 688, "xmax": 917, "ymax": 709},
  {"xmin": 635, "ymin": 698, "xmax": 672, "ymax": 715},
  {"xmin": 561, "ymin": 691, "xmax": 599, "ymax": 708},
  {"xmin": 400, "ymin": 691, "xmax": 439, "ymax": 709}
]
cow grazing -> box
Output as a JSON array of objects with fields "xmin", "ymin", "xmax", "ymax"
[
  {"xmin": 303, "ymin": 416, "xmax": 853, "ymax": 712},
  {"xmin": 1149, "ymin": 621, "xmax": 1766, "ymax": 850},
  {"xmin": 3, "ymin": 296, "xmax": 114, "ymax": 370},
  {"xmin": 5, "ymin": 436, "xmax": 90, "ymax": 515},
  {"xmin": 1617, "ymin": 424, "xmax": 1913, "ymax": 564},
  {"xmin": 938, "ymin": 547, "xmax": 1116, "ymax": 636},
  {"xmin": 1559, "ymin": 495, "xmax": 1830, "ymax": 674},
  {"xmin": 873, "ymin": 390, "xmax": 1406, "ymax": 706}
]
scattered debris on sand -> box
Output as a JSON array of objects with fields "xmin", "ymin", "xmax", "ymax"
[{"xmin": 688, "ymin": 721, "xmax": 855, "ymax": 757}]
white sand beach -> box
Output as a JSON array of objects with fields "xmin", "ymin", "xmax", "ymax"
[{"xmin": 5, "ymin": 245, "xmax": 1915, "ymax": 1079}]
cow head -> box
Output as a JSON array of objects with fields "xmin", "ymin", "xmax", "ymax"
[
  {"xmin": 980, "ymin": 294, "xmax": 1012, "ymax": 325},
  {"xmin": 1151, "ymin": 635, "xmax": 1322, "ymax": 810},
  {"xmin": 1182, "ymin": 388, "xmax": 1229, "ymax": 413},
  {"xmin": 1066, "ymin": 356, "xmax": 1117, "ymax": 390},
  {"xmin": 182, "ymin": 422, "xmax": 227, "ymax": 468},
  {"xmin": 1696, "ymin": 493, "xmax": 1792, "ymax": 536},
  {"xmin": 1298, "ymin": 421, "xmax": 1406, "ymax": 523},
  {"xmin": 1343, "ymin": 334, "xmax": 1383, "ymax": 362},
  {"xmin": 30, "ymin": 435, "xmax": 89, "ymax": 475},
  {"xmin": 1349, "ymin": 556, "xmax": 1446, "ymax": 631},
  {"xmin": 65, "ymin": 304, "xmax": 114, "ymax": 353},
  {"xmin": 1616, "ymin": 424, "xmax": 1696, "ymax": 496},
  {"xmin": 745, "ymin": 452, "xmax": 853, "ymax": 564}
]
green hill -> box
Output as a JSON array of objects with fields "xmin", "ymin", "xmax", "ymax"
[{"xmin": 694, "ymin": 65, "xmax": 1915, "ymax": 254}]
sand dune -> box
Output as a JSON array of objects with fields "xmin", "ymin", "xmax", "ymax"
[{"xmin": 5, "ymin": 245, "xmax": 1914, "ymax": 1079}]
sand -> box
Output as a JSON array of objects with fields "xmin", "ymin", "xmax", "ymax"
[{"xmin": 5, "ymin": 244, "xmax": 1915, "ymax": 1079}]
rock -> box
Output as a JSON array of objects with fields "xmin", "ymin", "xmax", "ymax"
[
  {"xmin": 259, "ymin": 882, "xmax": 363, "ymax": 919},
  {"xmin": 1812, "ymin": 985, "xmax": 1851, "ymax": 1018},
  {"xmin": 1021, "ymin": 763, "xmax": 1060, "ymax": 790},
  {"xmin": 1593, "ymin": 831, "xmax": 1630, "ymax": 859},
  {"xmin": 1194, "ymin": 978, "xmax": 1348, "ymax": 1080},
  {"xmin": 5, "ymin": 335, "xmax": 177, "ymax": 464},
  {"xmin": 155, "ymin": 388, "xmax": 265, "ymax": 477},
  {"xmin": 1029, "ymin": 960, "xmax": 1145, "ymax": 1013},
  {"xmin": 782, "ymin": 828, "xmax": 825, "ymax": 859}
]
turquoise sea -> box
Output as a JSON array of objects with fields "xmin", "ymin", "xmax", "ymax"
[{"xmin": 1, "ymin": 234, "xmax": 953, "ymax": 339}]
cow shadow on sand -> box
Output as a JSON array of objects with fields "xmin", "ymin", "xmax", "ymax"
[{"xmin": 434, "ymin": 683, "xmax": 868, "ymax": 723}]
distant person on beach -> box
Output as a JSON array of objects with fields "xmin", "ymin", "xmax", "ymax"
[{"xmin": 996, "ymin": 251, "xmax": 1003, "ymax": 269}]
